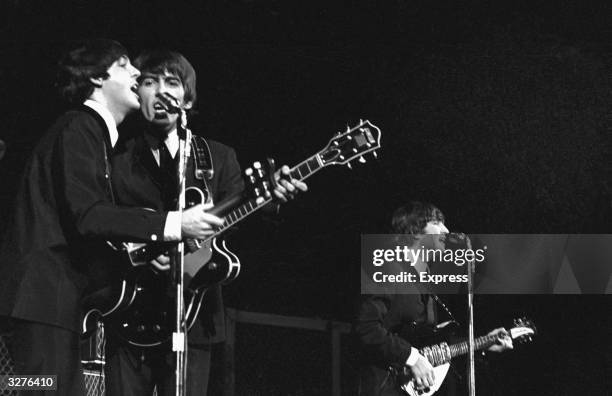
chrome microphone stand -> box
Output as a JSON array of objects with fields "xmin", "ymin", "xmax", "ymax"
[
  {"xmin": 173, "ymin": 109, "xmax": 190, "ymax": 396},
  {"xmin": 465, "ymin": 236, "xmax": 476, "ymax": 396}
]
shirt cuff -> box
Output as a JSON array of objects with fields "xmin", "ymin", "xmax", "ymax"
[
  {"xmin": 405, "ymin": 347, "xmax": 420, "ymax": 367},
  {"xmin": 163, "ymin": 211, "xmax": 182, "ymax": 241}
]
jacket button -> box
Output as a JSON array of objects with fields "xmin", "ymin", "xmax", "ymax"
[{"xmin": 151, "ymin": 234, "xmax": 158, "ymax": 241}]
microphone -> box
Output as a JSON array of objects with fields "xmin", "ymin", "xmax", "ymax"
[
  {"xmin": 156, "ymin": 92, "xmax": 182, "ymax": 114},
  {"xmin": 446, "ymin": 232, "xmax": 472, "ymax": 248}
]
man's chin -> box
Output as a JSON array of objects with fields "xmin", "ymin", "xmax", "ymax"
[{"xmin": 148, "ymin": 117, "xmax": 176, "ymax": 131}]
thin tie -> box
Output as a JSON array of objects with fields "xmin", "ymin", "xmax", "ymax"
[{"xmin": 159, "ymin": 142, "xmax": 178, "ymax": 209}]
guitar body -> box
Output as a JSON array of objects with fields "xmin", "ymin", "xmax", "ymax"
[
  {"xmin": 90, "ymin": 237, "xmax": 241, "ymax": 347},
  {"xmin": 393, "ymin": 318, "xmax": 536, "ymax": 396}
]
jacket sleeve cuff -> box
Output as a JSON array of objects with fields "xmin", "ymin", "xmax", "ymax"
[
  {"xmin": 163, "ymin": 211, "xmax": 182, "ymax": 241},
  {"xmin": 405, "ymin": 347, "xmax": 420, "ymax": 366}
]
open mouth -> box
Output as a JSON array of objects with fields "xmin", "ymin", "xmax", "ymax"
[
  {"xmin": 153, "ymin": 102, "xmax": 168, "ymax": 113},
  {"xmin": 152, "ymin": 102, "xmax": 170, "ymax": 119}
]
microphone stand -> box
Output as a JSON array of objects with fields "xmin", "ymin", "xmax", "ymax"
[
  {"xmin": 466, "ymin": 236, "xmax": 476, "ymax": 396},
  {"xmin": 173, "ymin": 109, "xmax": 190, "ymax": 396}
]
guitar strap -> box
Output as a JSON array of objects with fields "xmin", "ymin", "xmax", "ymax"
[
  {"xmin": 191, "ymin": 134, "xmax": 214, "ymax": 181},
  {"xmin": 190, "ymin": 134, "xmax": 214, "ymax": 204}
]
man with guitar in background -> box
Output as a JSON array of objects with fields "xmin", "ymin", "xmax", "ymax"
[
  {"xmin": 108, "ymin": 49, "xmax": 307, "ymax": 395},
  {"xmin": 355, "ymin": 202, "xmax": 513, "ymax": 396},
  {"xmin": 0, "ymin": 39, "xmax": 232, "ymax": 395}
]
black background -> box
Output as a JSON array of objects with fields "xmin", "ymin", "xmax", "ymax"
[{"xmin": 1, "ymin": 1, "xmax": 611, "ymax": 394}]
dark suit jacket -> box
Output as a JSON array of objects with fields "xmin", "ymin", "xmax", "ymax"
[
  {"xmin": 0, "ymin": 107, "xmax": 168, "ymax": 333},
  {"xmin": 111, "ymin": 132, "xmax": 244, "ymax": 344},
  {"xmin": 355, "ymin": 293, "xmax": 428, "ymax": 396}
]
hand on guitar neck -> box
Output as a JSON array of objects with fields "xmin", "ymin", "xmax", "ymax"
[
  {"xmin": 272, "ymin": 164, "xmax": 308, "ymax": 202},
  {"xmin": 485, "ymin": 327, "xmax": 514, "ymax": 352}
]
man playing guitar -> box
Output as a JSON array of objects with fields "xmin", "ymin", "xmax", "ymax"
[
  {"xmin": 107, "ymin": 49, "xmax": 306, "ymax": 395},
  {"xmin": 355, "ymin": 202, "xmax": 513, "ymax": 396}
]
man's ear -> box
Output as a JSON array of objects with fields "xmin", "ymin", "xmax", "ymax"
[
  {"xmin": 182, "ymin": 100, "xmax": 194, "ymax": 110},
  {"xmin": 89, "ymin": 76, "xmax": 104, "ymax": 88}
]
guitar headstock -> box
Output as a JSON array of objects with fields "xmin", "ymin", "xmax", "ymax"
[
  {"xmin": 318, "ymin": 120, "xmax": 382, "ymax": 168},
  {"xmin": 510, "ymin": 317, "xmax": 537, "ymax": 344},
  {"xmin": 244, "ymin": 158, "xmax": 277, "ymax": 204}
]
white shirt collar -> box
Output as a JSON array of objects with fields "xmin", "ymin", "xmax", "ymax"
[
  {"xmin": 164, "ymin": 129, "xmax": 179, "ymax": 158},
  {"xmin": 145, "ymin": 128, "xmax": 180, "ymax": 165},
  {"xmin": 83, "ymin": 99, "xmax": 119, "ymax": 148}
]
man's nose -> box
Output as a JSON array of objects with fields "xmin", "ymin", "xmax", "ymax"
[
  {"xmin": 130, "ymin": 65, "xmax": 141, "ymax": 79},
  {"xmin": 157, "ymin": 80, "xmax": 170, "ymax": 94}
]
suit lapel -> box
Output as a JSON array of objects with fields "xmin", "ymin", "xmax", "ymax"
[{"xmin": 133, "ymin": 134, "xmax": 164, "ymax": 190}]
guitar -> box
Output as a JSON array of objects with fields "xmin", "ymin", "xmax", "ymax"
[
  {"xmin": 82, "ymin": 120, "xmax": 382, "ymax": 346},
  {"xmin": 398, "ymin": 318, "xmax": 536, "ymax": 396}
]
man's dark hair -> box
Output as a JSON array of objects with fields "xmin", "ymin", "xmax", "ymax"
[
  {"xmin": 133, "ymin": 50, "xmax": 197, "ymax": 105},
  {"xmin": 56, "ymin": 39, "xmax": 128, "ymax": 105},
  {"xmin": 391, "ymin": 201, "xmax": 445, "ymax": 235}
]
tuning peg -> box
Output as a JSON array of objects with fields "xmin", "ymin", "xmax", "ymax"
[
  {"xmin": 373, "ymin": 151, "xmax": 378, "ymax": 158},
  {"xmin": 358, "ymin": 156, "xmax": 366, "ymax": 163},
  {"xmin": 253, "ymin": 161, "xmax": 261, "ymax": 169},
  {"xmin": 359, "ymin": 119, "xmax": 363, "ymax": 124},
  {"xmin": 346, "ymin": 125, "xmax": 351, "ymax": 132},
  {"xmin": 346, "ymin": 162, "xmax": 352, "ymax": 170},
  {"xmin": 245, "ymin": 168, "xmax": 253, "ymax": 176}
]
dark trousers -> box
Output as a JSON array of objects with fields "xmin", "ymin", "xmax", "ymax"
[
  {"xmin": 104, "ymin": 338, "xmax": 212, "ymax": 396},
  {"xmin": 6, "ymin": 319, "xmax": 86, "ymax": 396}
]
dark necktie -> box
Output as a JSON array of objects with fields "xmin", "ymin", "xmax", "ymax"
[{"xmin": 159, "ymin": 142, "xmax": 178, "ymax": 209}]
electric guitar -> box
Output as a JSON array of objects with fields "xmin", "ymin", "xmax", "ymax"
[
  {"xmin": 398, "ymin": 318, "xmax": 536, "ymax": 396},
  {"xmin": 82, "ymin": 120, "xmax": 382, "ymax": 346}
]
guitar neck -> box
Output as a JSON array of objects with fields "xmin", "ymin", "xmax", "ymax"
[
  {"xmin": 206, "ymin": 154, "xmax": 324, "ymax": 239},
  {"xmin": 447, "ymin": 334, "xmax": 498, "ymax": 359},
  {"xmin": 418, "ymin": 333, "xmax": 499, "ymax": 368}
]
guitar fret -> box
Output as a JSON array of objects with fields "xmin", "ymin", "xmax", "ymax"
[
  {"xmin": 289, "ymin": 168, "xmax": 300, "ymax": 180},
  {"xmin": 297, "ymin": 164, "xmax": 309, "ymax": 179},
  {"xmin": 288, "ymin": 156, "xmax": 321, "ymax": 182},
  {"xmin": 307, "ymin": 158, "xmax": 320, "ymax": 172}
]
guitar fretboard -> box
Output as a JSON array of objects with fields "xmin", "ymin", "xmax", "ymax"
[
  {"xmin": 419, "ymin": 334, "xmax": 500, "ymax": 368},
  {"xmin": 447, "ymin": 334, "xmax": 498, "ymax": 358},
  {"xmin": 204, "ymin": 155, "xmax": 323, "ymax": 240}
]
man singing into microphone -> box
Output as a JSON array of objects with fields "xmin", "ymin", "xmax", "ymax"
[
  {"xmin": 108, "ymin": 49, "xmax": 307, "ymax": 395},
  {"xmin": 355, "ymin": 201, "xmax": 512, "ymax": 396},
  {"xmin": 0, "ymin": 40, "xmax": 226, "ymax": 394}
]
